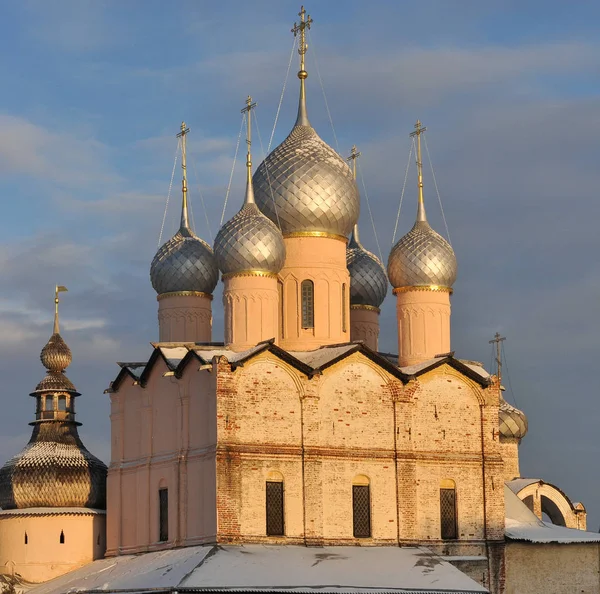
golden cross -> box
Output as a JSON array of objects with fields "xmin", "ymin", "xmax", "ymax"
[
  {"xmin": 489, "ymin": 332, "xmax": 506, "ymax": 385},
  {"xmin": 176, "ymin": 122, "xmax": 191, "ymax": 228},
  {"xmin": 291, "ymin": 6, "xmax": 313, "ymax": 72},
  {"xmin": 409, "ymin": 120, "xmax": 427, "ymax": 205},
  {"xmin": 241, "ymin": 95, "xmax": 257, "ymax": 169},
  {"xmin": 346, "ymin": 145, "xmax": 361, "ymax": 180}
]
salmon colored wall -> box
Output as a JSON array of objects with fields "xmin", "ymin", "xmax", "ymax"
[
  {"xmin": 0, "ymin": 512, "xmax": 105, "ymax": 583},
  {"xmin": 157, "ymin": 294, "xmax": 212, "ymax": 342},
  {"xmin": 349, "ymin": 306, "xmax": 380, "ymax": 351}
]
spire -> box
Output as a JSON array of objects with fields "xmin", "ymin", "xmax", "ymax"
[
  {"xmin": 346, "ymin": 145, "xmax": 362, "ymax": 248},
  {"xmin": 176, "ymin": 122, "xmax": 191, "ymax": 231},
  {"xmin": 291, "ymin": 6, "xmax": 313, "ymax": 126},
  {"xmin": 409, "ymin": 120, "xmax": 427, "ymax": 222},
  {"xmin": 241, "ymin": 95, "xmax": 257, "ymax": 205},
  {"xmin": 53, "ymin": 285, "xmax": 68, "ymax": 335}
]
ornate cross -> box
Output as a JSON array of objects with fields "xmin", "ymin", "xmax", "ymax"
[
  {"xmin": 346, "ymin": 145, "xmax": 361, "ymax": 180},
  {"xmin": 291, "ymin": 6, "xmax": 313, "ymax": 72},
  {"xmin": 489, "ymin": 332, "xmax": 506, "ymax": 384}
]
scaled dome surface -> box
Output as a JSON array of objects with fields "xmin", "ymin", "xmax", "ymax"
[
  {"xmin": 150, "ymin": 226, "xmax": 219, "ymax": 295},
  {"xmin": 346, "ymin": 226, "xmax": 388, "ymax": 308},
  {"xmin": 499, "ymin": 398, "xmax": 529, "ymax": 440},
  {"xmin": 215, "ymin": 202, "xmax": 286, "ymax": 276},
  {"xmin": 253, "ymin": 118, "xmax": 359, "ymax": 237},
  {"xmin": 388, "ymin": 203, "xmax": 457, "ymax": 289}
]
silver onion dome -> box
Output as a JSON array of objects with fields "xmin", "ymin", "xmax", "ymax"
[
  {"xmin": 214, "ymin": 176, "xmax": 286, "ymax": 276},
  {"xmin": 150, "ymin": 225, "xmax": 218, "ymax": 295},
  {"xmin": 499, "ymin": 397, "xmax": 528, "ymax": 440},
  {"xmin": 387, "ymin": 200, "xmax": 457, "ymax": 289},
  {"xmin": 252, "ymin": 73, "xmax": 359, "ymax": 237},
  {"xmin": 346, "ymin": 225, "xmax": 388, "ymax": 308}
]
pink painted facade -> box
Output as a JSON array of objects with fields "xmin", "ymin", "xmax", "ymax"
[
  {"xmin": 157, "ymin": 293, "xmax": 213, "ymax": 343},
  {"xmin": 349, "ymin": 305, "xmax": 380, "ymax": 351}
]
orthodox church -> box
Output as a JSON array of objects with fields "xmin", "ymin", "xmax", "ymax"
[{"xmin": 0, "ymin": 7, "xmax": 599, "ymax": 594}]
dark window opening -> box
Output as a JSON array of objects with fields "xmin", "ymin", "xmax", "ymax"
[
  {"xmin": 342, "ymin": 283, "xmax": 347, "ymax": 332},
  {"xmin": 278, "ymin": 280, "xmax": 284, "ymax": 339},
  {"xmin": 24, "ymin": 532, "xmax": 28, "ymax": 545},
  {"xmin": 301, "ymin": 280, "xmax": 314, "ymax": 329},
  {"xmin": 44, "ymin": 395, "xmax": 53, "ymax": 411},
  {"xmin": 440, "ymin": 488, "xmax": 457, "ymax": 539},
  {"xmin": 353, "ymin": 485, "xmax": 371, "ymax": 538},
  {"xmin": 58, "ymin": 396, "xmax": 67, "ymax": 412},
  {"xmin": 59, "ymin": 530, "xmax": 65, "ymax": 544},
  {"xmin": 97, "ymin": 533, "xmax": 101, "ymax": 545},
  {"xmin": 266, "ymin": 481, "xmax": 284, "ymax": 536},
  {"xmin": 159, "ymin": 488, "xmax": 169, "ymax": 542}
]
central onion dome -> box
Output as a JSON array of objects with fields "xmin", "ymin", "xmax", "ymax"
[
  {"xmin": 0, "ymin": 293, "xmax": 107, "ymax": 510},
  {"xmin": 499, "ymin": 396, "xmax": 529, "ymax": 440},
  {"xmin": 388, "ymin": 200, "xmax": 457, "ymax": 289},
  {"xmin": 252, "ymin": 59, "xmax": 359, "ymax": 237},
  {"xmin": 346, "ymin": 225, "xmax": 388, "ymax": 308}
]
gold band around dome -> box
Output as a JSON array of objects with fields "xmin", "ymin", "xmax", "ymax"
[
  {"xmin": 350, "ymin": 304, "xmax": 381, "ymax": 313},
  {"xmin": 157, "ymin": 291, "xmax": 214, "ymax": 301},
  {"xmin": 284, "ymin": 231, "xmax": 348, "ymax": 243},
  {"xmin": 392, "ymin": 285, "xmax": 453, "ymax": 295},
  {"xmin": 221, "ymin": 270, "xmax": 279, "ymax": 281}
]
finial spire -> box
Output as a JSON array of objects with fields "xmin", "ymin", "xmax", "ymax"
[
  {"xmin": 291, "ymin": 6, "xmax": 313, "ymax": 126},
  {"xmin": 241, "ymin": 96, "xmax": 257, "ymax": 205},
  {"xmin": 489, "ymin": 332, "xmax": 506, "ymax": 386},
  {"xmin": 176, "ymin": 122, "xmax": 191, "ymax": 230},
  {"xmin": 409, "ymin": 120, "xmax": 427, "ymax": 222},
  {"xmin": 346, "ymin": 145, "xmax": 362, "ymax": 247},
  {"xmin": 53, "ymin": 285, "xmax": 68, "ymax": 335}
]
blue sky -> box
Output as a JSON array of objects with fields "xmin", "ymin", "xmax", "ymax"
[{"xmin": 1, "ymin": 1, "xmax": 600, "ymax": 528}]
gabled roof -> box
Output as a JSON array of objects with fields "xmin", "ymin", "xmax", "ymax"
[
  {"xmin": 107, "ymin": 341, "xmax": 412, "ymax": 393},
  {"xmin": 400, "ymin": 356, "xmax": 492, "ymax": 388}
]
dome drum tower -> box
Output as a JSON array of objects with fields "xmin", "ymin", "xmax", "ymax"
[
  {"xmin": 150, "ymin": 123, "xmax": 218, "ymax": 343},
  {"xmin": 388, "ymin": 121, "xmax": 457, "ymax": 367},
  {"xmin": 253, "ymin": 7, "xmax": 359, "ymax": 350},
  {"xmin": 215, "ymin": 97, "xmax": 286, "ymax": 351}
]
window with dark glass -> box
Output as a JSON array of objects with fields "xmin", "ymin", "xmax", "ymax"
[
  {"xmin": 58, "ymin": 396, "xmax": 67, "ymax": 412},
  {"xmin": 342, "ymin": 283, "xmax": 347, "ymax": 332},
  {"xmin": 159, "ymin": 488, "xmax": 169, "ymax": 542},
  {"xmin": 59, "ymin": 530, "xmax": 65, "ymax": 544},
  {"xmin": 266, "ymin": 481, "xmax": 284, "ymax": 536},
  {"xmin": 440, "ymin": 488, "xmax": 457, "ymax": 539},
  {"xmin": 278, "ymin": 280, "xmax": 284, "ymax": 339},
  {"xmin": 352, "ymin": 485, "xmax": 371, "ymax": 538},
  {"xmin": 301, "ymin": 280, "xmax": 314, "ymax": 329},
  {"xmin": 44, "ymin": 395, "xmax": 53, "ymax": 411}
]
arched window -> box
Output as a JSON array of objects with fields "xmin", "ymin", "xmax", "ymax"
[
  {"xmin": 159, "ymin": 488, "xmax": 169, "ymax": 542},
  {"xmin": 24, "ymin": 532, "xmax": 28, "ymax": 545},
  {"xmin": 44, "ymin": 395, "xmax": 53, "ymax": 411},
  {"xmin": 266, "ymin": 472, "xmax": 284, "ymax": 536},
  {"xmin": 440, "ymin": 479, "xmax": 457, "ymax": 540},
  {"xmin": 59, "ymin": 530, "xmax": 65, "ymax": 544},
  {"xmin": 301, "ymin": 280, "xmax": 314, "ymax": 329},
  {"xmin": 352, "ymin": 475, "xmax": 371, "ymax": 538},
  {"xmin": 58, "ymin": 396, "xmax": 67, "ymax": 412},
  {"xmin": 342, "ymin": 283, "xmax": 347, "ymax": 333},
  {"xmin": 278, "ymin": 280, "xmax": 284, "ymax": 339}
]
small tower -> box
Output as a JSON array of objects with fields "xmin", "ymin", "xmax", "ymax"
[
  {"xmin": 253, "ymin": 7, "xmax": 359, "ymax": 350},
  {"xmin": 214, "ymin": 97, "xmax": 286, "ymax": 351},
  {"xmin": 490, "ymin": 332, "xmax": 528, "ymax": 481},
  {"xmin": 0, "ymin": 287, "xmax": 107, "ymax": 584},
  {"xmin": 388, "ymin": 121, "xmax": 457, "ymax": 366},
  {"xmin": 150, "ymin": 122, "xmax": 219, "ymax": 343},
  {"xmin": 346, "ymin": 146, "xmax": 387, "ymax": 350}
]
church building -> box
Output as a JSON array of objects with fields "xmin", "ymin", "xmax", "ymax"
[{"xmin": 1, "ymin": 6, "xmax": 599, "ymax": 594}]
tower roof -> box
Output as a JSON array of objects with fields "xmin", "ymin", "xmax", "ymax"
[
  {"xmin": 0, "ymin": 287, "xmax": 107, "ymax": 510},
  {"xmin": 215, "ymin": 97, "xmax": 286, "ymax": 277},
  {"xmin": 150, "ymin": 122, "xmax": 219, "ymax": 296},
  {"xmin": 253, "ymin": 7, "xmax": 359, "ymax": 238},
  {"xmin": 387, "ymin": 121, "xmax": 457, "ymax": 290}
]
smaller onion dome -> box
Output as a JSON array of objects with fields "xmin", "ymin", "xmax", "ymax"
[
  {"xmin": 499, "ymin": 397, "xmax": 528, "ymax": 440},
  {"xmin": 346, "ymin": 225, "xmax": 388, "ymax": 308},
  {"xmin": 214, "ymin": 98, "xmax": 285, "ymax": 277},
  {"xmin": 40, "ymin": 331, "xmax": 72, "ymax": 372},
  {"xmin": 388, "ymin": 199, "xmax": 457, "ymax": 290},
  {"xmin": 150, "ymin": 122, "xmax": 219, "ymax": 296}
]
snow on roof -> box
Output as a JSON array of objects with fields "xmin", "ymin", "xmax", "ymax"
[
  {"xmin": 506, "ymin": 478, "xmax": 541, "ymax": 494},
  {"xmin": 290, "ymin": 344, "xmax": 357, "ymax": 368},
  {"xmin": 504, "ymin": 485, "xmax": 600, "ymax": 544},
  {"xmin": 29, "ymin": 544, "xmax": 488, "ymax": 594},
  {"xmin": 159, "ymin": 346, "xmax": 190, "ymax": 368},
  {"xmin": 399, "ymin": 358, "xmax": 440, "ymax": 375},
  {"xmin": 459, "ymin": 362, "xmax": 490, "ymax": 379}
]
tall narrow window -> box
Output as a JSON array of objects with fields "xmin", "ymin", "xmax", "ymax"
[
  {"xmin": 159, "ymin": 488, "xmax": 169, "ymax": 542},
  {"xmin": 301, "ymin": 280, "xmax": 314, "ymax": 329},
  {"xmin": 278, "ymin": 280, "xmax": 284, "ymax": 339},
  {"xmin": 440, "ymin": 480, "xmax": 457, "ymax": 540},
  {"xmin": 342, "ymin": 283, "xmax": 347, "ymax": 332},
  {"xmin": 266, "ymin": 480, "xmax": 284, "ymax": 536},
  {"xmin": 59, "ymin": 530, "xmax": 65, "ymax": 544},
  {"xmin": 58, "ymin": 396, "xmax": 67, "ymax": 412},
  {"xmin": 352, "ymin": 476, "xmax": 371, "ymax": 538},
  {"xmin": 44, "ymin": 395, "xmax": 53, "ymax": 411},
  {"xmin": 24, "ymin": 532, "xmax": 28, "ymax": 545}
]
